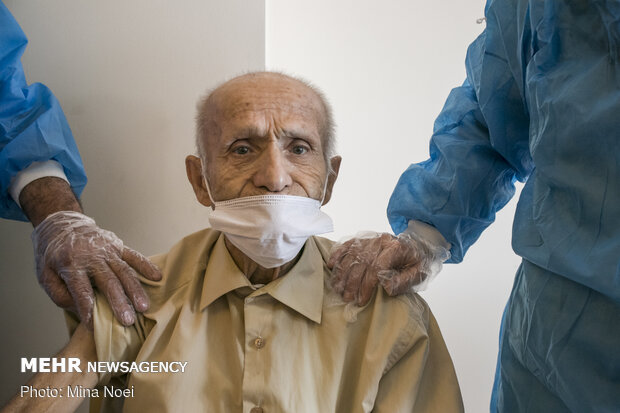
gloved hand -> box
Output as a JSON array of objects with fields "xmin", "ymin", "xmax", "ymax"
[
  {"xmin": 31, "ymin": 211, "xmax": 162, "ymax": 328},
  {"xmin": 328, "ymin": 221, "xmax": 450, "ymax": 306}
]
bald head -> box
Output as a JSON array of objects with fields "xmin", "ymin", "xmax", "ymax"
[{"xmin": 195, "ymin": 72, "xmax": 335, "ymax": 163}]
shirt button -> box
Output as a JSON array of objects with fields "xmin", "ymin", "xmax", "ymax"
[
  {"xmin": 250, "ymin": 407, "xmax": 263, "ymax": 413},
  {"xmin": 254, "ymin": 337, "xmax": 265, "ymax": 349}
]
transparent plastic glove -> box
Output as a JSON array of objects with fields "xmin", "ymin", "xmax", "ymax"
[
  {"xmin": 328, "ymin": 221, "xmax": 450, "ymax": 306},
  {"xmin": 31, "ymin": 211, "xmax": 162, "ymax": 328}
]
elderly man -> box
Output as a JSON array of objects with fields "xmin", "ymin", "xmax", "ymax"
[{"xmin": 3, "ymin": 72, "xmax": 463, "ymax": 413}]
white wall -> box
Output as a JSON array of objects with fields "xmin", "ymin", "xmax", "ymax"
[
  {"xmin": 0, "ymin": 0, "xmax": 265, "ymax": 408},
  {"xmin": 266, "ymin": 1, "xmax": 521, "ymax": 411}
]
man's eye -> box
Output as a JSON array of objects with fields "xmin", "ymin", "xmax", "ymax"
[
  {"xmin": 291, "ymin": 145, "xmax": 308, "ymax": 155},
  {"xmin": 233, "ymin": 146, "xmax": 250, "ymax": 155}
]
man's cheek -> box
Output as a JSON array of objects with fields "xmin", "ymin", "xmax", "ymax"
[{"xmin": 291, "ymin": 170, "xmax": 326, "ymax": 198}]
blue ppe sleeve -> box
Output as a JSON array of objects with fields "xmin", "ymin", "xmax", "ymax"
[
  {"xmin": 0, "ymin": 1, "xmax": 86, "ymax": 221},
  {"xmin": 387, "ymin": 9, "xmax": 533, "ymax": 263}
]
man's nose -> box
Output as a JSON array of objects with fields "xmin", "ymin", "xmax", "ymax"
[{"xmin": 252, "ymin": 145, "xmax": 293, "ymax": 192}]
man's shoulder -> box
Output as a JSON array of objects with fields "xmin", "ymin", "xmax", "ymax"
[
  {"xmin": 385, "ymin": 291, "xmax": 432, "ymax": 332},
  {"xmin": 364, "ymin": 291, "xmax": 434, "ymax": 363},
  {"xmin": 140, "ymin": 228, "xmax": 220, "ymax": 302},
  {"xmin": 338, "ymin": 288, "xmax": 431, "ymax": 334},
  {"xmin": 91, "ymin": 228, "xmax": 221, "ymax": 361},
  {"xmin": 313, "ymin": 234, "xmax": 432, "ymax": 336},
  {"xmin": 311, "ymin": 235, "xmax": 336, "ymax": 262}
]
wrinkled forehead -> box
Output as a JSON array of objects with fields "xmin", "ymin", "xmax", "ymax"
[{"xmin": 207, "ymin": 74, "xmax": 326, "ymax": 132}]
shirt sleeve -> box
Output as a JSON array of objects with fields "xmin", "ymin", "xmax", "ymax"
[
  {"xmin": 386, "ymin": 1, "xmax": 533, "ymax": 263},
  {"xmin": 371, "ymin": 299, "xmax": 464, "ymax": 413},
  {"xmin": 0, "ymin": 1, "xmax": 86, "ymax": 221},
  {"xmin": 92, "ymin": 292, "xmax": 151, "ymax": 385}
]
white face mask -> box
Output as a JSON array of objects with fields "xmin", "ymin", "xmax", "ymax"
[{"xmin": 205, "ymin": 178, "xmax": 333, "ymax": 268}]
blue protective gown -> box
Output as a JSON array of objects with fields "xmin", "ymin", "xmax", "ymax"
[
  {"xmin": 387, "ymin": 0, "xmax": 620, "ymax": 411},
  {"xmin": 0, "ymin": 1, "xmax": 86, "ymax": 221}
]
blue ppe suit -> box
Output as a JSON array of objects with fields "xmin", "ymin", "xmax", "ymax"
[
  {"xmin": 0, "ymin": 1, "xmax": 86, "ymax": 221},
  {"xmin": 387, "ymin": 0, "xmax": 620, "ymax": 411}
]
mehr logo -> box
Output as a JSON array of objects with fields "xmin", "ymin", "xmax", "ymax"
[{"xmin": 21, "ymin": 358, "xmax": 82, "ymax": 373}]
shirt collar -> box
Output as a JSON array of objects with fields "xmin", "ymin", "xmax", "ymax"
[
  {"xmin": 199, "ymin": 235, "xmax": 252, "ymax": 310},
  {"xmin": 199, "ymin": 234, "xmax": 325, "ymax": 324}
]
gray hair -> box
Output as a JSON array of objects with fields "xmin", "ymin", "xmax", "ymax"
[{"xmin": 195, "ymin": 71, "xmax": 336, "ymax": 169}]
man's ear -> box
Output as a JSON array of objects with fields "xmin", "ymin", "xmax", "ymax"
[
  {"xmin": 322, "ymin": 156, "xmax": 342, "ymax": 205},
  {"xmin": 185, "ymin": 155, "xmax": 212, "ymax": 208}
]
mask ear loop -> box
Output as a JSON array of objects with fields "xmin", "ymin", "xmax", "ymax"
[
  {"xmin": 319, "ymin": 171, "xmax": 330, "ymax": 205},
  {"xmin": 201, "ymin": 160, "xmax": 217, "ymax": 208}
]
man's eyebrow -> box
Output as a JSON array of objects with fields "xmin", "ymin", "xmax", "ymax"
[
  {"xmin": 231, "ymin": 126, "xmax": 264, "ymax": 139},
  {"xmin": 281, "ymin": 128, "xmax": 317, "ymax": 141},
  {"xmin": 231, "ymin": 127, "xmax": 317, "ymax": 142}
]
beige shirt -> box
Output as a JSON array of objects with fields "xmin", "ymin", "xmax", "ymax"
[{"xmin": 92, "ymin": 229, "xmax": 463, "ymax": 413}]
